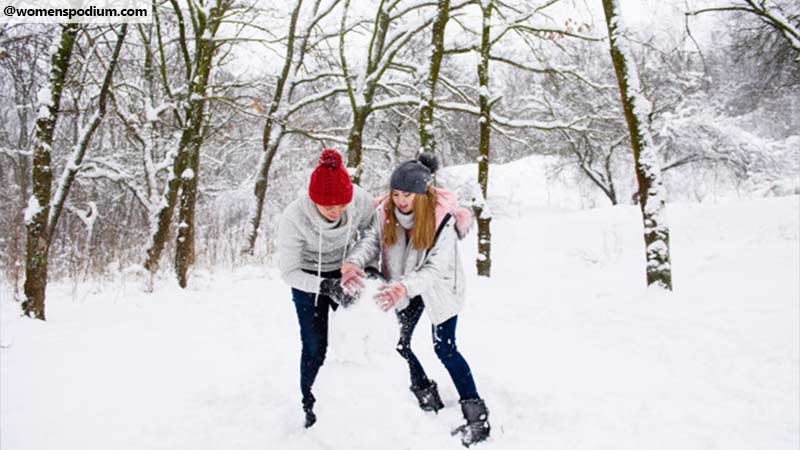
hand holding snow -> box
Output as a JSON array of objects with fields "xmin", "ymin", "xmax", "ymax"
[
  {"xmin": 374, "ymin": 283, "xmax": 406, "ymax": 311},
  {"xmin": 328, "ymin": 277, "xmax": 397, "ymax": 365}
]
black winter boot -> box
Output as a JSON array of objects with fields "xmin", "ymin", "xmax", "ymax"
[
  {"xmin": 303, "ymin": 406, "xmax": 316, "ymax": 428},
  {"xmin": 302, "ymin": 393, "xmax": 316, "ymax": 428},
  {"xmin": 410, "ymin": 379, "xmax": 445, "ymax": 413},
  {"xmin": 455, "ymin": 398, "xmax": 490, "ymax": 447}
]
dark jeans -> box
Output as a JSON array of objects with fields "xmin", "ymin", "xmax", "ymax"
[
  {"xmin": 396, "ymin": 296, "xmax": 480, "ymax": 401},
  {"xmin": 292, "ymin": 270, "xmax": 341, "ymax": 410}
]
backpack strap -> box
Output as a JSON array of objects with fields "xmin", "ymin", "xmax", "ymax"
[{"xmin": 423, "ymin": 213, "xmax": 452, "ymax": 260}]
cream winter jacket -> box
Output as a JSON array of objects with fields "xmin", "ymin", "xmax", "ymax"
[{"xmin": 345, "ymin": 188, "xmax": 472, "ymax": 325}]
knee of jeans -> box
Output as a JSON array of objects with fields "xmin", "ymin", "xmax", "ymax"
[
  {"xmin": 396, "ymin": 341, "xmax": 413, "ymax": 358},
  {"xmin": 315, "ymin": 348, "xmax": 327, "ymax": 365},
  {"xmin": 434, "ymin": 340, "xmax": 457, "ymax": 361},
  {"xmin": 311, "ymin": 348, "xmax": 327, "ymax": 366},
  {"xmin": 303, "ymin": 340, "xmax": 328, "ymax": 362}
]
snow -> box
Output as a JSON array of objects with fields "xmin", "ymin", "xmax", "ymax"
[
  {"xmin": 72, "ymin": 202, "xmax": 98, "ymax": 227},
  {"xmin": 181, "ymin": 168, "xmax": 195, "ymax": 180},
  {"xmin": 197, "ymin": 2, "xmax": 212, "ymax": 19},
  {"xmin": 36, "ymin": 86, "xmax": 53, "ymax": 120},
  {"xmin": 145, "ymin": 102, "xmax": 174, "ymax": 123},
  {"xmin": 371, "ymin": 95, "xmax": 420, "ymax": 110},
  {"xmin": 23, "ymin": 195, "xmax": 42, "ymax": 225},
  {"xmin": 2, "ymin": 156, "xmax": 798, "ymax": 449}
]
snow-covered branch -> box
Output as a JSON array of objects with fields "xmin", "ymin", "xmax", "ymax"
[{"xmin": 436, "ymin": 101, "xmax": 589, "ymax": 131}]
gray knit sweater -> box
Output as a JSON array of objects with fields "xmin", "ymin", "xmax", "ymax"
[{"xmin": 277, "ymin": 185, "xmax": 376, "ymax": 294}]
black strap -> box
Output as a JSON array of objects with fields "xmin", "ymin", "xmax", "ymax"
[{"xmin": 423, "ymin": 213, "xmax": 452, "ymax": 260}]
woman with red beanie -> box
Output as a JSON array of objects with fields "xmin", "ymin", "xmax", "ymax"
[{"xmin": 276, "ymin": 149, "xmax": 376, "ymax": 428}]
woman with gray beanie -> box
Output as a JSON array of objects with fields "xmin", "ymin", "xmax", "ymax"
[
  {"xmin": 342, "ymin": 153, "xmax": 491, "ymax": 447},
  {"xmin": 277, "ymin": 149, "xmax": 376, "ymax": 428}
]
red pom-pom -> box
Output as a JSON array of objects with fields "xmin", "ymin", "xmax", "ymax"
[{"xmin": 319, "ymin": 149, "xmax": 342, "ymax": 169}]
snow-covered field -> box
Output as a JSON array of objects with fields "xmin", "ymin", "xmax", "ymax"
[{"xmin": 2, "ymin": 158, "xmax": 798, "ymax": 450}]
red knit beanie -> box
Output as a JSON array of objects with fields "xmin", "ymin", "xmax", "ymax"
[{"xmin": 308, "ymin": 149, "xmax": 353, "ymax": 206}]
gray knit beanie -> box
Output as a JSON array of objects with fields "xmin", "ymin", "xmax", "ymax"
[{"xmin": 390, "ymin": 153, "xmax": 439, "ymax": 193}]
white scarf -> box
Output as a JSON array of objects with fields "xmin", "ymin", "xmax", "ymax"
[{"xmin": 394, "ymin": 208, "xmax": 415, "ymax": 230}]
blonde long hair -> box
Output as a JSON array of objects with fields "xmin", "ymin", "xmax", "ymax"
[{"xmin": 383, "ymin": 187, "xmax": 437, "ymax": 250}]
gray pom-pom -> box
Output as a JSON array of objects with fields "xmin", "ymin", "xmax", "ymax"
[{"xmin": 417, "ymin": 152, "xmax": 439, "ymax": 174}]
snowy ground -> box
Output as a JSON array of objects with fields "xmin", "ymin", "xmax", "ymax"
[{"xmin": 2, "ymin": 166, "xmax": 798, "ymax": 449}]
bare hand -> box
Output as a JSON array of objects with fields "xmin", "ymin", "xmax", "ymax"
[
  {"xmin": 374, "ymin": 283, "xmax": 407, "ymax": 311},
  {"xmin": 341, "ymin": 263, "xmax": 365, "ymax": 294}
]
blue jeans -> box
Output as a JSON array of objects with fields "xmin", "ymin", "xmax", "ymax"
[
  {"xmin": 292, "ymin": 287, "xmax": 339, "ymax": 410},
  {"xmin": 396, "ymin": 296, "xmax": 480, "ymax": 400}
]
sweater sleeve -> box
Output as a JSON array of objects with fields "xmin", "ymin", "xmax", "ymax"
[
  {"xmin": 400, "ymin": 219, "xmax": 456, "ymax": 298},
  {"xmin": 277, "ymin": 212, "xmax": 321, "ymax": 293}
]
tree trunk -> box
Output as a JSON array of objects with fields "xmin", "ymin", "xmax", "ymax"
[
  {"xmin": 145, "ymin": 1, "xmax": 228, "ymax": 276},
  {"xmin": 22, "ymin": 24, "xmax": 79, "ymax": 320},
  {"xmin": 346, "ymin": 108, "xmax": 368, "ymax": 185},
  {"xmin": 475, "ymin": 0, "xmax": 492, "ymax": 277},
  {"xmin": 603, "ymin": 149, "xmax": 618, "ymax": 205},
  {"xmin": 601, "ymin": 0, "xmax": 672, "ymax": 290},
  {"xmin": 244, "ymin": 0, "xmax": 304, "ymax": 255},
  {"xmin": 418, "ymin": 0, "xmax": 450, "ymax": 155},
  {"xmin": 342, "ymin": 0, "xmax": 393, "ymax": 184},
  {"xmin": 175, "ymin": 138, "xmax": 200, "ymax": 287},
  {"xmin": 143, "ymin": 141, "xmax": 186, "ymax": 273},
  {"xmin": 174, "ymin": 3, "xmax": 227, "ymax": 287},
  {"xmin": 48, "ymin": 24, "xmax": 128, "ymax": 236}
]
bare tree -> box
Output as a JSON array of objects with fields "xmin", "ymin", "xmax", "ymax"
[
  {"xmin": 418, "ymin": 0, "xmax": 451, "ymax": 155},
  {"xmin": 339, "ymin": 0, "xmax": 438, "ymax": 184},
  {"xmin": 0, "ymin": 26, "xmax": 52, "ymax": 295},
  {"xmin": 23, "ymin": 24, "xmax": 128, "ymax": 319},
  {"xmin": 474, "ymin": 0, "xmax": 492, "ymax": 276},
  {"xmin": 601, "ymin": 0, "xmax": 672, "ymax": 290},
  {"xmin": 244, "ymin": 0, "xmax": 345, "ymax": 254},
  {"xmin": 438, "ymin": 0, "xmax": 602, "ymax": 276},
  {"xmin": 173, "ymin": 0, "xmax": 234, "ymax": 287},
  {"xmin": 143, "ymin": 0, "xmax": 236, "ymax": 287},
  {"xmin": 687, "ymin": 0, "xmax": 799, "ymax": 58}
]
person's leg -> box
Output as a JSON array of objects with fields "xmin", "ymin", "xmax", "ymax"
[
  {"xmin": 292, "ymin": 289, "xmax": 331, "ymax": 420},
  {"xmin": 431, "ymin": 316, "xmax": 479, "ymax": 401},
  {"xmin": 395, "ymin": 296, "xmax": 429, "ymax": 387},
  {"xmin": 397, "ymin": 296, "xmax": 444, "ymax": 412},
  {"xmin": 432, "ymin": 316, "xmax": 490, "ymax": 445}
]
